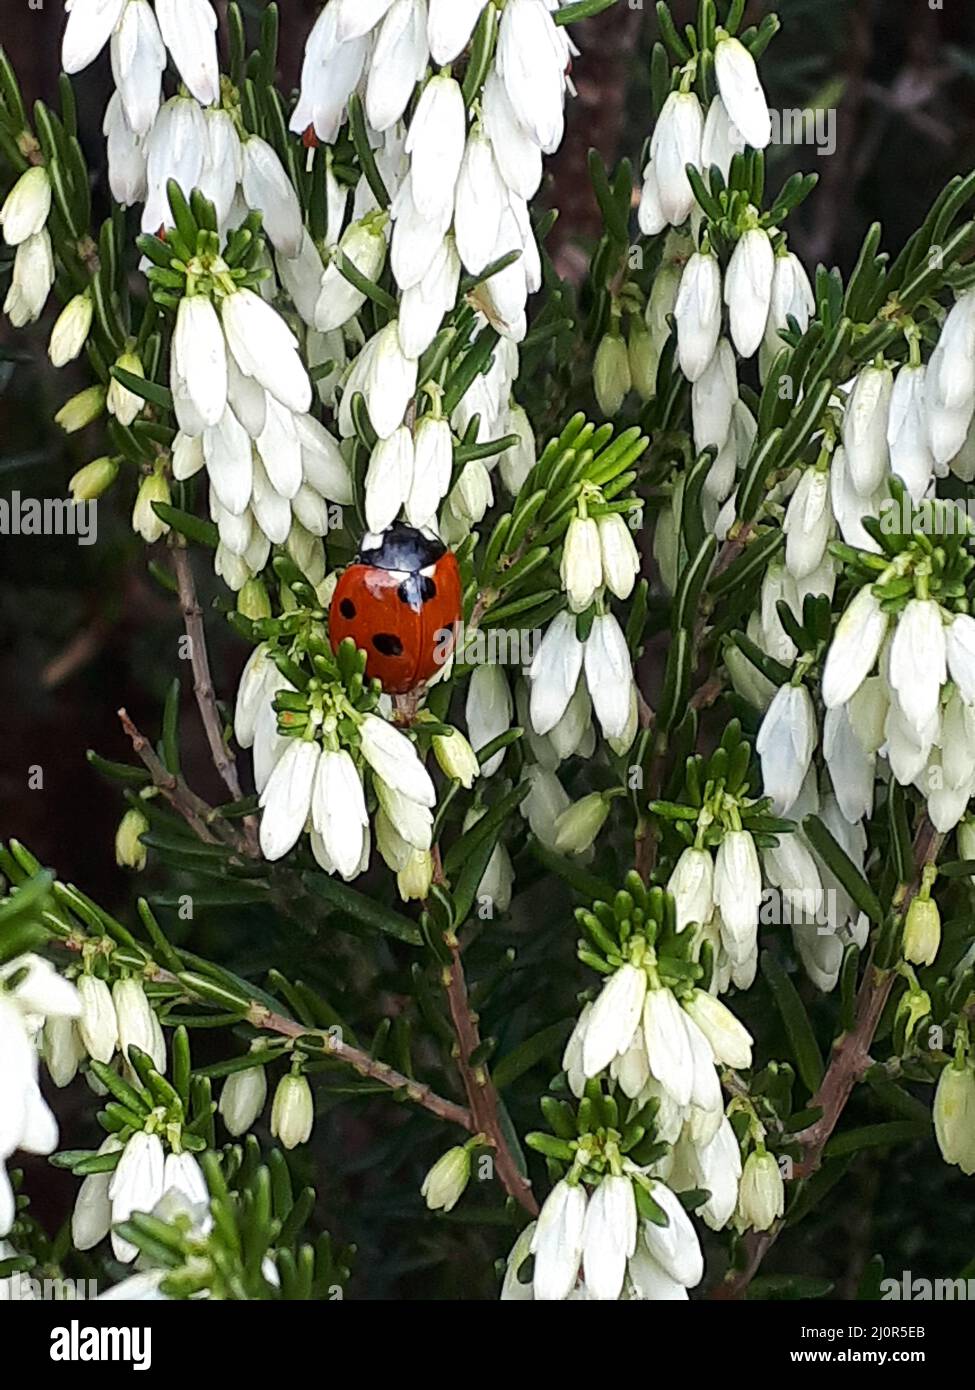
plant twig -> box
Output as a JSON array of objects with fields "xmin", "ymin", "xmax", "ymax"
[
  {"xmin": 714, "ymin": 816, "xmax": 944, "ymax": 1298},
  {"xmin": 443, "ymin": 937, "xmax": 539, "ymax": 1216}
]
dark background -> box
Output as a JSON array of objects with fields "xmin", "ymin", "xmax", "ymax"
[{"xmin": 2, "ymin": 0, "xmax": 975, "ymax": 1298}]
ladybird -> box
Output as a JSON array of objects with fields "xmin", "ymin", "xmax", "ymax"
[{"xmin": 329, "ymin": 523, "xmax": 463, "ymax": 695}]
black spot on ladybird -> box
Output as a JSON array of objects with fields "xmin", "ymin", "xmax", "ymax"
[
  {"xmin": 373, "ymin": 633, "xmax": 404, "ymax": 657},
  {"xmin": 340, "ymin": 598, "xmax": 356, "ymax": 619}
]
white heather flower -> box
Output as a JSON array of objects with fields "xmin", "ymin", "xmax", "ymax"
[
  {"xmin": 928, "ymin": 290, "xmax": 975, "ymax": 413},
  {"xmin": 360, "ymin": 715, "xmax": 436, "ymax": 806},
  {"xmin": 407, "ymin": 415, "xmax": 453, "ymax": 528},
  {"xmin": 366, "ymin": 0, "xmax": 428, "ymax": 132},
  {"xmin": 824, "ymin": 702, "xmax": 875, "ymax": 824},
  {"xmin": 0, "ymin": 167, "xmax": 51, "ymax": 246},
  {"xmin": 219, "ymin": 1059, "xmax": 268, "ymax": 1138},
  {"xmin": 222, "ymin": 289, "xmax": 312, "ymax": 416},
  {"xmin": 888, "ymin": 598, "xmax": 946, "ymax": 736},
  {"xmin": 582, "ymin": 1175, "xmax": 638, "ymax": 1301},
  {"xmin": 529, "ymin": 612, "xmax": 584, "ymax": 737},
  {"xmin": 500, "ymin": 402, "xmax": 536, "ymax": 495},
  {"xmin": 597, "ymin": 513, "xmax": 640, "ymax": 601},
  {"xmin": 714, "ymin": 830, "xmax": 762, "ymax": 962},
  {"xmin": 843, "ymin": 366, "xmax": 894, "ymax": 495},
  {"xmin": 643, "ymin": 987, "xmax": 694, "ymax": 1108},
  {"xmin": 700, "ymin": 96, "xmax": 746, "ymax": 181},
  {"xmin": 582, "ymin": 964, "xmax": 647, "ymax": 1078},
  {"xmin": 62, "ymin": 0, "xmax": 126, "ymax": 74},
  {"xmin": 155, "ymin": 0, "xmax": 220, "ymax": 106},
  {"xmin": 692, "ymin": 337, "xmax": 738, "ymax": 451},
  {"xmin": 683, "ymin": 990, "xmax": 753, "ymax": 1069},
  {"xmin": 627, "ymin": 1240, "xmax": 690, "ymax": 1300},
  {"xmin": 142, "ymin": 96, "xmax": 207, "ymax": 235},
  {"xmin": 132, "ymin": 472, "xmax": 170, "ymax": 544},
  {"xmin": 112, "ymin": 978, "xmax": 163, "ymax": 1071},
  {"xmin": 107, "ymin": 350, "xmax": 145, "ymax": 427},
  {"xmin": 667, "ymin": 848, "xmax": 715, "ymax": 934},
  {"xmin": 316, "ymin": 216, "xmax": 387, "ymax": 333},
  {"xmin": 49, "ymin": 292, "xmax": 93, "ymax": 367},
  {"xmin": 421, "ymin": 1146, "xmax": 471, "ymax": 1214},
  {"xmin": 585, "ymin": 613, "xmax": 635, "ymax": 743},
  {"xmin": 725, "ymin": 225, "xmax": 774, "ymax": 359},
  {"xmin": 466, "ymin": 666, "xmax": 513, "ymax": 777},
  {"xmin": 738, "ymin": 1149, "xmax": 785, "ymax": 1231},
  {"xmin": 312, "ymin": 749, "xmax": 369, "ymax": 881},
  {"xmin": 163, "ymin": 1152, "xmax": 208, "ymax": 1213},
  {"xmin": 887, "ymin": 364, "xmax": 935, "ymax": 502},
  {"xmin": 642, "ymin": 1180, "xmax": 704, "ymax": 1288},
  {"xmin": 104, "ymin": 91, "xmax": 147, "ymax": 208},
  {"xmin": 757, "ymin": 683, "xmax": 817, "ymax": 816},
  {"xmin": 259, "ymin": 739, "xmax": 320, "ymax": 861},
  {"xmin": 72, "ymin": 1135, "xmax": 123, "ymax": 1252},
  {"xmin": 108, "ymin": 1130, "xmax": 165, "ymax": 1262},
  {"xmin": 454, "ymin": 125, "xmax": 508, "ymax": 277},
  {"xmin": 561, "ymin": 516, "xmax": 602, "ymax": 612},
  {"xmin": 201, "ymin": 107, "xmax": 243, "ymax": 227},
  {"xmin": 784, "ymin": 468, "xmax": 832, "ymax": 580},
  {"xmin": 946, "ymin": 613, "xmax": 975, "ymax": 705},
  {"xmin": 44, "ymin": 1013, "xmax": 84, "ymax": 1088},
  {"xmin": 363, "ymin": 321, "xmax": 418, "ymax": 439},
  {"xmin": 482, "ymin": 67, "xmax": 543, "ymax": 202},
  {"xmin": 4, "ymin": 229, "xmax": 54, "ymax": 326},
  {"xmin": 530, "ymin": 1180, "xmax": 587, "ymax": 1301},
  {"xmin": 714, "ymin": 34, "xmax": 772, "ymax": 150},
  {"xmin": 650, "ymin": 91, "xmax": 704, "ymax": 226},
  {"xmin": 822, "ymin": 586, "xmax": 888, "ymax": 709},
  {"xmin": 406, "ymin": 75, "xmax": 466, "ymax": 221},
  {"xmin": 77, "ymin": 974, "xmax": 118, "ymax": 1064},
  {"xmin": 675, "ymin": 250, "xmax": 722, "ymax": 382},
  {"xmin": 433, "ymin": 727, "xmax": 480, "ymax": 789},
  {"xmin": 498, "ymin": 0, "xmax": 567, "ymax": 155},
  {"xmin": 765, "ymin": 249, "xmax": 815, "ymax": 352},
  {"xmin": 271, "ymin": 1074, "xmax": 314, "ymax": 1150},
  {"xmin": 366, "ymin": 427, "xmax": 415, "ymax": 533},
  {"xmin": 111, "ymin": 0, "xmax": 164, "ymax": 138},
  {"xmin": 241, "ymin": 137, "xmax": 303, "ymax": 259},
  {"xmin": 428, "ymin": 0, "xmax": 482, "ymax": 64},
  {"xmin": 934, "ymin": 1062, "xmax": 975, "ymax": 1176}
]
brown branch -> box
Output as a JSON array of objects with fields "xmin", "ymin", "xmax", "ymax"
[
  {"xmin": 117, "ymin": 707, "xmax": 253, "ymax": 858},
  {"xmin": 170, "ymin": 546, "xmax": 260, "ymax": 854},
  {"xmin": 443, "ymin": 938, "xmax": 539, "ymax": 1216},
  {"xmin": 715, "ymin": 816, "xmax": 945, "ymax": 1298}
]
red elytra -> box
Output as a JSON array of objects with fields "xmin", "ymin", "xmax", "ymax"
[{"xmin": 328, "ymin": 523, "xmax": 462, "ymax": 695}]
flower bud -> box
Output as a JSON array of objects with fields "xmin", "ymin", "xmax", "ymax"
[
  {"xmin": 56, "ymin": 385, "xmax": 107, "ymax": 434},
  {"xmin": 667, "ymin": 847, "xmax": 715, "ymax": 934},
  {"xmin": 397, "ymin": 848, "xmax": 435, "ymax": 902},
  {"xmin": 238, "ymin": 578, "xmax": 272, "ymax": 622},
  {"xmin": 714, "ymin": 34, "xmax": 772, "ymax": 151},
  {"xmin": 903, "ymin": 896, "xmax": 941, "ymax": 967},
  {"xmin": 738, "ymin": 1149, "xmax": 784, "ymax": 1231},
  {"xmin": 77, "ymin": 973, "xmax": 119, "ymax": 1065},
  {"xmin": 115, "ymin": 807, "xmax": 149, "ymax": 871},
  {"xmin": 271, "ymin": 1073, "xmax": 314, "ymax": 1150},
  {"xmin": 44, "ymin": 1013, "xmax": 84, "ymax": 1088},
  {"xmin": 49, "ymin": 292, "xmax": 93, "ymax": 367},
  {"xmin": 682, "ymin": 989, "xmax": 753, "ymax": 1069},
  {"xmin": 421, "ymin": 1146, "xmax": 471, "ymax": 1213},
  {"xmin": 113, "ymin": 977, "xmax": 163, "ymax": 1071},
  {"xmin": 933, "ymin": 1061, "xmax": 975, "ymax": 1175},
  {"xmin": 0, "ymin": 166, "xmax": 52, "ymax": 245},
  {"xmin": 627, "ymin": 318, "xmax": 658, "ymax": 402},
  {"xmin": 70, "ymin": 457, "xmax": 118, "ymax": 503},
  {"xmin": 107, "ymin": 350, "xmax": 145, "ymax": 427},
  {"xmin": 132, "ymin": 471, "xmax": 172, "ymax": 544},
  {"xmin": 432, "ymin": 727, "xmax": 480, "ymax": 789},
  {"xmin": 593, "ymin": 332, "xmax": 631, "ymax": 417},
  {"xmin": 561, "ymin": 515, "xmax": 603, "ymax": 613},
  {"xmin": 219, "ymin": 1054, "xmax": 269, "ymax": 1138},
  {"xmin": 553, "ymin": 792, "xmax": 610, "ymax": 856},
  {"xmin": 597, "ymin": 512, "xmax": 640, "ymax": 601}
]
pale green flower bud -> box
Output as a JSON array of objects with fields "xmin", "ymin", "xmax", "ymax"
[
  {"xmin": 903, "ymin": 896, "xmax": 940, "ymax": 967},
  {"xmin": 70, "ymin": 457, "xmax": 118, "ymax": 503},
  {"xmin": 553, "ymin": 792, "xmax": 610, "ymax": 856},
  {"xmin": 627, "ymin": 318, "xmax": 658, "ymax": 402},
  {"xmin": 115, "ymin": 807, "xmax": 149, "ymax": 871},
  {"xmin": 132, "ymin": 471, "xmax": 172, "ymax": 544},
  {"xmin": 219, "ymin": 1051, "xmax": 269, "ymax": 1138},
  {"xmin": 49, "ymin": 292, "xmax": 93, "ymax": 367},
  {"xmin": 271, "ymin": 1073, "xmax": 314, "ymax": 1150},
  {"xmin": 0, "ymin": 166, "xmax": 51, "ymax": 245},
  {"xmin": 421, "ymin": 1147, "xmax": 471, "ymax": 1213},
  {"xmin": 432, "ymin": 727, "xmax": 480, "ymax": 789},
  {"xmin": 933, "ymin": 1061, "xmax": 975, "ymax": 1175},
  {"xmin": 238, "ymin": 578, "xmax": 272, "ymax": 621},
  {"xmin": 397, "ymin": 848, "xmax": 434, "ymax": 902},
  {"xmin": 738, "ymin": 1149, "xmax": 784, "ymax": 1231},
  {"xmin": 107, "ymin": 350, "xmax": 145, "ymax": 427},
  {"xmin": 594, "ymin": 331, "xmax": 631, "ymax": 417},
  {"xmin": 55, "ymin": 384, "xmax": 106, "ymax": 433}
]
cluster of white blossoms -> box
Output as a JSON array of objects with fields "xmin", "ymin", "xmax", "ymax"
[{"xmin": 0, "ymin": 957, "xmax": 80, "ymax": 1236}]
